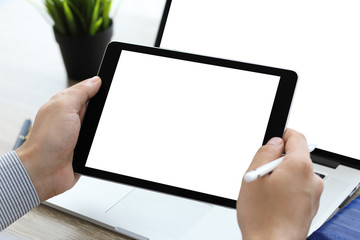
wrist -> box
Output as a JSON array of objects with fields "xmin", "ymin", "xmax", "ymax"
[{"xmin": 16, "ymin": 143, "xmax": 53, "ymax": 202}]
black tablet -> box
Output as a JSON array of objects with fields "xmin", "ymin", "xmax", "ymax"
[{"xmin": 73, "ymin": 42, "xmax": 297, "ymax": 208}]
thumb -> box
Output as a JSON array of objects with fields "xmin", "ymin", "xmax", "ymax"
[
  {"xmin": 247, "ymin": 137, "xmax": 284, "ymax": 171},
  {"xmin": 76, "ymin": 76, "xmax": 102, "ymax": 106},
  {"xmin": 60, "ymin": 76, "xmax": 102, "ymax": 115},
  {"xmin": 75, "ymin": 76, "xmax": 102, "ymax": 122}
]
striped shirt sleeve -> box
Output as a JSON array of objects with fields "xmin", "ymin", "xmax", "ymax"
[{"xmin": 0, "ymin": 151, "xmax": 40, "ymax": 231}]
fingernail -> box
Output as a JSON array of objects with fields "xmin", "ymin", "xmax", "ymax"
[
  {"xmin": 85, "ymin": 76, "xmax": 100, "ymax": 86},
  {"xmin": 267, "ymin": 137, "xmax": 283, "ymax": 146}
]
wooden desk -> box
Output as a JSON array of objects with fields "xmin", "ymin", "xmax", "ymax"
[
  {"xmin": 4, "ymin": 205, "xmax": 133, "ymax": 240},
  {"xmin": 0, "ymin": 0, "xmax": 163, "ymax": 239}
]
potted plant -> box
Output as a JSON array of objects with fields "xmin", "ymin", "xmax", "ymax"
[{"xmin": 45, "ymin": 0, "xmax": 114, "ymax": 80}]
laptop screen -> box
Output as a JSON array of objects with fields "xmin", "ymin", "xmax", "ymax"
[
  {"xmin": 81, "ymin": 46, "xmax": 286, "ymax": 203},
  {"xmin": 159, "ymin": 0, "xmax": 360, "ymax": 162}
]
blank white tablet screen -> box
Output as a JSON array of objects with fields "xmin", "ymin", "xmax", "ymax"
[
  {"xmin": 85, "ymin": 50, "xmax": 280, "ymax": 200},
  {"xmin": 160, "ymin": 0, "xmax": 360, "ymax": 161}
]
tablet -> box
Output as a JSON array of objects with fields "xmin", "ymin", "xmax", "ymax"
[{"xmin": 73, "ymin": 42, "xmax": 297, "ymax": 208}]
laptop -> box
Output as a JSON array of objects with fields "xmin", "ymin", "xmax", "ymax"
[{"xmin": 156, "ymin": 0, "xmax": 360, "ymax": 234}]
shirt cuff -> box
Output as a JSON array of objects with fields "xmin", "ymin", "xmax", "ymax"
[{"xmin": 0, "ymin": 151, "xmax": 40, "ymax": 231}]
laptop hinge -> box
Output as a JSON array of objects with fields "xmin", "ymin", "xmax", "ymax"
[{"xmin": 311, "ymin": 152, "xmax": 339, "ymax": 169}]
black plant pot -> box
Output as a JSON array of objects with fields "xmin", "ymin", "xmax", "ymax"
[{"xmin": 54, "ymin": 24, "xmax": 113, "ymax": 80}]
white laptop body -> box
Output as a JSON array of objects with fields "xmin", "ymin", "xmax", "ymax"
[
  {"xmin": 45, "ymin": 177, "xmax": 242, "ymax": 240},
  {"xmin": 44, "ymin": 163, "xmax": 360, "ymax": 240}
]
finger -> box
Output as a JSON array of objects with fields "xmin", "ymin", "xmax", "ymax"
[
  {"xmin": 51, "ymin": 76, "xmax": 102, "ymax": 113},
  {"xmin": 280, "ymin": 129, "xmax": 316, "ymax": 180},
  {"xmin": 247, "ymin": 137, "xmax": 284, "ymax": 171},
  {"xmin": 70, "ymin": 76, "xmax": 102, "ymax": 109},
  {"xmin": 77, "ymin": 77, "xmax": 102, "ymax": 122},
  {"xmin": 313, "ymin": 174, "xmax": 324, "ymax": 197},
  {"xmin": 283, "ymin": 128, "xmax": 309, "ymax": 157},
  {"xmin": 313, "ymin": 174, "xmax": 324, "ymax": 210},
  {"xmin": 79, "ymin": 103, "xmax": 88, "ymax": 123},
  {"xmin": 74, "ymin": 173, "xmax": 81, "ymax": 184}
]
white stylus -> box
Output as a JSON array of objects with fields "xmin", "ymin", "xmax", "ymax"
[{"xmin": 243, "ymin": 144, "xmax": 317, "ymax": 183}]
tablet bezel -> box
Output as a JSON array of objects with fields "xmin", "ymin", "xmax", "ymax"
[{"xmin": 73, "ymin": 41, "xmax": 297, "ymax": 208}]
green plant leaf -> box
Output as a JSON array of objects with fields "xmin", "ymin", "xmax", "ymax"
[
  {"xmin": 90, "ymin": 0, "xmax": 100, "ymax": 34},
  {"xmin": 45, "ymin": 0, "xmax": 67, "ymax": 35},
  {"xmin": 63, "ymin": 0, "xmax": 77, "ymax": 35},
  {"xmin": 67, "ymin": 1, "xmax": 87, "ymax": 34},
  {"xmin": 90, "ymin": 17, "xmax": 103, "ymax": 35},
  {"xmin": 102, "ymin": 0, "xmax": 112, "ymax": 29},
  {"xmin": 43, "ymin": 0, "xmax": 113, "ymax": 36}
]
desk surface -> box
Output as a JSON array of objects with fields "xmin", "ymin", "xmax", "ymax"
[
  {"xmin": 4, "ymin": 205, "xmax": 133, "ymax": 240},
  {"xmin": 0, "ymin": 0, "xmax": 163, "ymax": 239}
]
